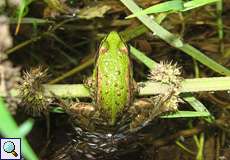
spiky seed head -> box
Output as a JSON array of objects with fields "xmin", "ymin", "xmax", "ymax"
[
  {"xmin": 149, "ymin": 61, "xmax": 183, "ymax": 87},
  {"xmin": 149, "ymin": 61, "xmax": 184, "ymax": 113},
  {"xmin": 19, "ymin": 66, "xmax": 50, "ymax": 116}
]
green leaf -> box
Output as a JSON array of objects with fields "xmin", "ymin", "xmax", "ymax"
[
  {"xmin": 183, "ymin": 0, "xmax": 219, "ymax": 11},
  {"xmin": 126, "ymin": 0, "xmax": 220, "ymax": 18},
  {"xmin": 129, "ymin": 45, "xmax": 157, "ymax": 69},
  {"xmin": 15, "ymin": 0, "xmax": 34, "ymax": 34},
  {"xmin": 50, "ymin": 107, "xmax": 65, "ymax": 113},
  {"xmin": 182, "ymin": 93, "xmax": 214, "ymax": 122},
  {"xmin": 0, "ymin": 98, "xmax": 38, "ymax": 160},
  {"xmin": 126, "ymin": 0, "xmax": 183, "ymax": 18},
  {"xmin": 18, "ymin": 119, "xmax": 34, "ymax": 137},
  {"xmin": 10, "ymin": 18, "xmax": 53, "ymax": 24},
  {"xmin": 161, "ymin": 111, "xmax": 211, "ymax": 118},
  {"xmin": 120, "ymin": 0, "xmax": 230, "ymax": 76}
]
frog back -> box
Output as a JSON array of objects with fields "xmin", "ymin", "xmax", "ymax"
[{"xmin": 95, "ymin": 32, "xmax": 133, "ymax": 125}]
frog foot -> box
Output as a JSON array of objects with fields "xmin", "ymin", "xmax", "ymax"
[
  {"xmin": 68, "ymin": 103, "xmax": 95, "ymax": 117},
  {"xmin": 63, "ymin": 102, "xmax": 97, "ymax": 130},
  {"xmin": 128, "ymin": 98, "xmax": 155, "ymax": 131}
]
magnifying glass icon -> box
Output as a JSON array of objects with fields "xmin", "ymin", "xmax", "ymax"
[{"xmin": 3, "ymin": 141, "xmax": 18, "ymax": 157}]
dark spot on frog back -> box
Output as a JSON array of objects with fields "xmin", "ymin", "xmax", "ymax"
[
  {"xmin": 114, "ymin": 83, "xmax": 118, "ymax": 88},
  {"xmin": 115, "ymin": 101, "xmax": 120, "ymax": 106},
  {"xmin": 120, "ymin": 85, "xmax": 124, "ymax": 90}
]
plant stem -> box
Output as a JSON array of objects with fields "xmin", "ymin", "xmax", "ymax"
[
  {"xmin": 48, "ymin": 58, "xmax": 94, "ymax": 84},
  {"xmin": 3, "ymin": 77, "xmax": 229, "ymax": 98},
  {"xmin": 140, "ymin": 77, "xmax": 230, "ymax": 95}
]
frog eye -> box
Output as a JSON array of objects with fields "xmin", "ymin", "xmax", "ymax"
[
  {"xmin": 119, "ymin": 42, "xmax": 129, "ymax": 54},
  {"xmin": 99, "ymin": 46, "xmax": 108, "ymax": 54},
  {"xmin": 99, "ymin": 41, "xmax": 109, "ymax": 54},
  {"xmin": 119, "ymin": 47, "xmax": 128, "ymax": 54}
]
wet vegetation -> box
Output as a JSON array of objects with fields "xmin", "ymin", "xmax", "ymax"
[{"xmin": 0, "ymin": 0, "xmax": 230, "ymax": 159}]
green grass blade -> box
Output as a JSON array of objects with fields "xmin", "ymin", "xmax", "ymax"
[
  {"xmin": 183, "ymin": 93, "xmax": 210, "ymax": 113},
  {"xmin": 15, "ymin": 0, "xmax": 34, "ymax": 34},
  {"xmin": 120, "ymin": 0, "xmax": 230, "ymax": 76},
  {"xmin": 130, "ymin": 45, "xmax": 157, "ymax": 69},
  {"xmin": 0, "ymin": 98, "xmax": 38, "ymax": 160},
  {"xmin": 183, "ymin": 0, "xmax": 219, "ymax": 11},
  {"xmin": 10, "ymin": 17, "xmax": 53, "ymax": 24},
  {"xmin": 126, "ymin": 0, "xmax": 219, "ymax": 18},
  {"xmin": 182, "ymin": 93, "xmax": 214, "ymax": 122},
  {"xmin": 18, "ymin": 119, "xmax": 34, "ymax": 137},
  {"xmin": 161, "ymin": 111, "xmax": 211, "ymax": 118},
  {"xmin": 50, "ymin": 106, "xmax": 65, "ymax": 113},
  {"xmin": 126, "ymin": 0, "xmax": 183, "ymax": 18},
  {"xmin": 180, "ymin": 44, "xmax": 230, "ymax": 76}
]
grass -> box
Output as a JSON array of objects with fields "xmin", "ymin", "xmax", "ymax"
[
  {"xmin": 15, "ymin": 0, "xmax": 35, "ymax": 35},
  {"xmin": 0, "ymin": 98, "xmax": 38, "ymax": 160},
  {"xmin": 126, "ymin": 0, "xmax": 219, "ymax": 18},
  {"xmin": 120, "ymin": 0, "xmax": 230, "ymax": 76}
]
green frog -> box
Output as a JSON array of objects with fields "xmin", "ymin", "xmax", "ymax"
[
  {"xmin": 52, "ymin": 31, "xmax": 182, "ymax": 160},
  {"xmin": 63, "ymin": 31, "xmax": 180, "ymax": 134}
]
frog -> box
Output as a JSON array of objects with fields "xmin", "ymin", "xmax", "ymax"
[
  {"xmin": 58, "ymin": 31, "xmax": 181, "ymax": 159},
  {"xmin": 62, "ymin": 31, "xmax": 181, "ymax": 132}
]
